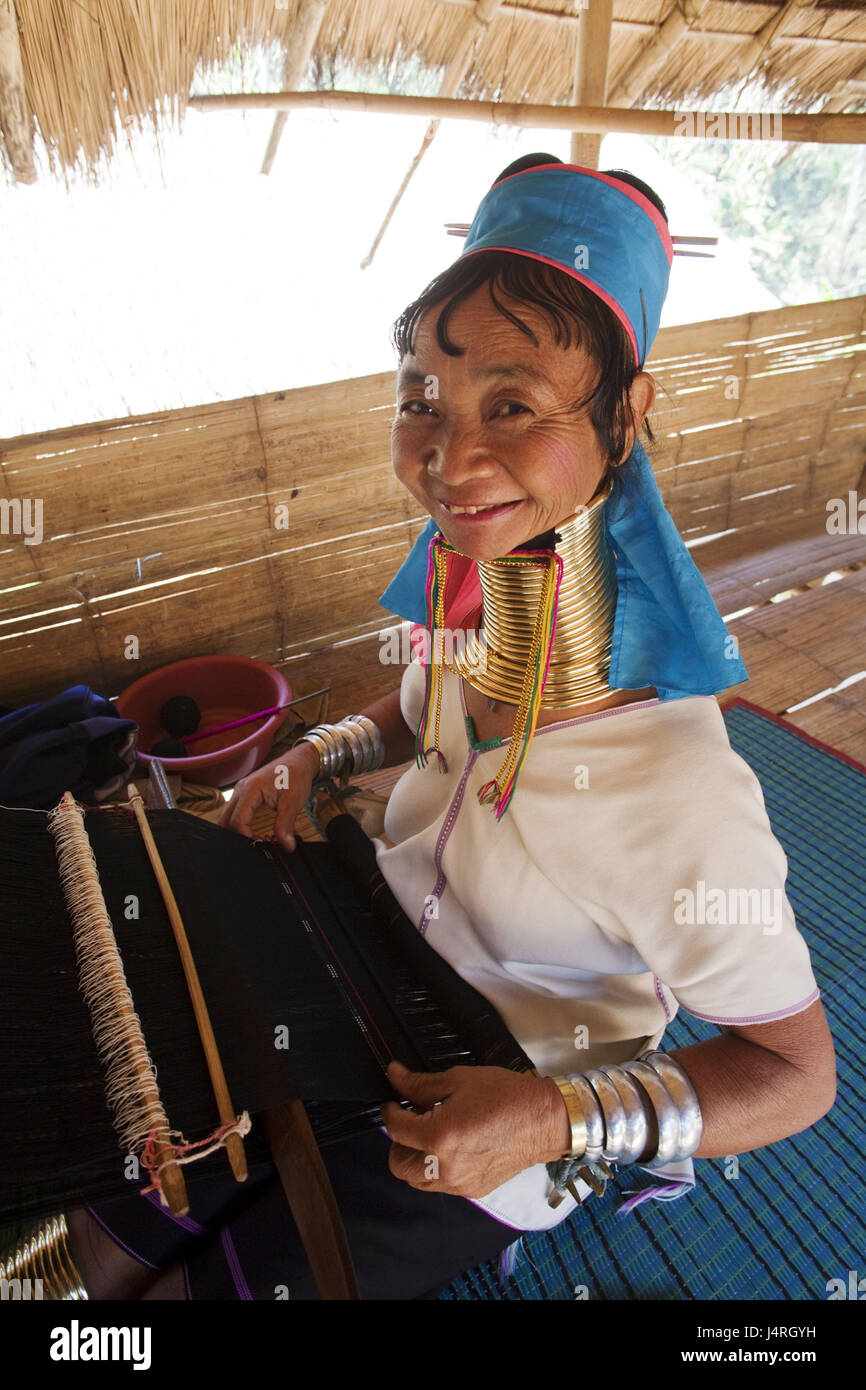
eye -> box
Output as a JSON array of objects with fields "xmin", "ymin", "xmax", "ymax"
[
  {"xmin": 398, "ymin": 400, "xmax": 435, "ymax": 416},
  {"xmin": 492, "ymin": 400, "xmax": 532, "ymax": 418}
]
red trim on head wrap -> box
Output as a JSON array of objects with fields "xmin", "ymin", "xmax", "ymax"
[
  {"xmin": 460, "ymin": 244, "xmax": 641, "ymax": 366},
  {"xmin": 490, "ymin": 162, "xmax": 674, "ymax": 265}
]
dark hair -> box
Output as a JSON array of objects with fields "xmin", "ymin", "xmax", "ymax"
[{"xmin": 390, "ymin": 156, "xmax": 668, "ymax": 467}]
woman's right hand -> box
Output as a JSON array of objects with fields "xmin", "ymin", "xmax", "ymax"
[{"xmin": 218, "ymin": 740, "xmax": 320, "ymax": 851}]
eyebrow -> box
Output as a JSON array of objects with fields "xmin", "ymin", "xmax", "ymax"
[{"xmin": 396, "ymin": 362, "xmax": 550, "ymax": 387}]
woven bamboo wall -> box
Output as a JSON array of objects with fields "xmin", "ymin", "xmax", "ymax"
[{"xmin": 1, "ymin": 295, "xmax": 864, "ymax": 718}]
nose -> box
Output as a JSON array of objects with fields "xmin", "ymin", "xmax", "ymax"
[{"xmin": 424, "ymin": 420, "xmax": 495, "ymax": 487}]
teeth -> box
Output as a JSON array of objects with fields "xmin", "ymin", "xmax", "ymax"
[{"xmin": 446, "ymin": 502, "xmax": 511, "ymax": 515}]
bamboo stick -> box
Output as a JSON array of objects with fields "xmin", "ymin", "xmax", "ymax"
[
  {"xmin": 360, "ymin": 0, "xmax": 503, "ymax": 268},
  {"xmin": 261, "ymin": 0, "xmax": 328, "ymax": 177},
  {"xmin": 126, "ymin": 785, "xmax": 248, "ymax": 1185},
  {"xmin": 187, "ymin": 89, "xmax": 866, "ymax": 145}
]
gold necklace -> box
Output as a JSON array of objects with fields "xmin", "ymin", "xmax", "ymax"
[
  {"xmin": 417, "ymin": 478, "xmax": 619, "ymax": 817},
  {"xmin": 446, "ymin": 478, "xmax": 619, "ymax": 709}
]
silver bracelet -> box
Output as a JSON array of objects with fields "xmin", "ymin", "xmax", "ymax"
[
  {"xmin": 298, "ymin": 716, "xmax": 386, "ymax": 782},
  {"xmin": 298, "ymin": 730, "xmax": 331, "ymax": 775},
  {"xmin": 583, "ymin": 1066, "xmax": 630, "ymax": 1162},
  {"xmin": 597, "ymin": 1064, "xmax": 651, "ymax": 1165},
  {"xmin": 336, "ymin": 719, "xmax": 366, "ymax": 773},
  {"xmin": 639, "ymin": 1051, "xmax": 703, "ymax": 1162},
  {"xmin": 318, "ymin": 725, "xmax": 344, "ymax": 779},
  {"xmin": 347, "ymin": 714, "xmax": 385, "ymax": 769},
  {"xmin": 622, "ymin": 1060, "xmax": 681, "ymax": 1169},
  {"xmin": 551, "ymin": 1053, "xmax": 703, "ymax": 1173},
  {"xmin": 565, "ymin": 1074, "xmax": 606, "ymax": 1163}
]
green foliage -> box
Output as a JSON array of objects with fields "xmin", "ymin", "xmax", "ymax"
[
  {"xmin": 190, "ymin": 44, "xmax": 443, "ymax": 98},
  {"xmin": 647, "ymin": 132, "xmax": 866, "ymax": 305}
]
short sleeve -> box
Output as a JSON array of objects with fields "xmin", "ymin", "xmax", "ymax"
[{"xmin": 550, "ymin": 704, "xmax": 820, "ymax": 1026}]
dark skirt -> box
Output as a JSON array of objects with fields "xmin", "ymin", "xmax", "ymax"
[{"xmin": 85, "ymin": 1128, "xmax": 520, "ymax": 1300}]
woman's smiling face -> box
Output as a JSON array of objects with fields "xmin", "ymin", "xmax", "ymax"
[{"xmin": 391, "ymin": 283, "xmax": 654, "ymax": 563}]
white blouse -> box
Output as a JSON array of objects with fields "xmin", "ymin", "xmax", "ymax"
[{"xmin": 374, "ymin": 659, "xmax": 820, "ymax": 1230}]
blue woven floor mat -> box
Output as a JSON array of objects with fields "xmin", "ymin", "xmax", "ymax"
[{"xmin": 441, "ymin": 700, "xmax": 866, "ymax": 1300}]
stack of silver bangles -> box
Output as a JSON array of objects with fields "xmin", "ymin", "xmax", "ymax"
[
  {"xmin": 553, "ymin": 1050, "xmax": 702, "ymax": 1170},
  {"xmin": 298, "ymin": 715, "xmax": 385, "ymax": 784}
]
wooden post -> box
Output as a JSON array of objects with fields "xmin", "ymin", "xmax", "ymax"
[
  {"xmin": 187, "ymin": 90, "xmax": 866, "ymax": 146},
  {"xmin": 0, "ymin": 0, "xmax": 35, "ymax": 184},
  {"xmin": 261, "ymin": 0, "xmax": 328, "ymax": 176},
  {"xmin": 569, "ymin": 0, "xmax": 614, "ymax": 171}
]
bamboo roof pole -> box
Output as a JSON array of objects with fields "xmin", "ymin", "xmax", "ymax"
[
  {"xmin": 261, "ymin": 0, "xmax": 328, "ymax": 176},
  {"xmin": 0, "ymin": 0, "xmax": 34, "ymax": 183},
  {"xmin": 770, "ymin": 44, "xmax": 866, "ymax": 170},
  {"xmin": 727, "ymin": 0, "xmax": 813, "ymax": 96},
  {"xmin": 605, "ymin": 0, "xmax": 711, "ymax": 109},
  {"xmin": 433, "ymin": 1, "xmax": 866, "ymax": 53},
  {"xmin": 822, "ymin": 58, "xmax": 866, "ymax": 114},
  {"xmin": 565, "ymin": 0, "xmax": 831, "ymax": 159},
  {"xmin": 569, "ymin": 0, "xmax": 614, "ymax": 172},
  {"xmin": 188, "ymin": 91, "xmax": 866, "ymax": 145},
  {"xmin": 359, "ymin": 0, "xmax": 502, "ymax": 268}
]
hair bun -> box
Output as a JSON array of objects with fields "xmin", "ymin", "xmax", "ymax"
[{"xmin": 494, "ymin": 152, "xmax": 562, "ymax": 184}]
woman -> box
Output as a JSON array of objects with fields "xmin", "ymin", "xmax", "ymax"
[{"xmin": 73, "ymin": 156, "xmax": 835, "ymax": 1298}]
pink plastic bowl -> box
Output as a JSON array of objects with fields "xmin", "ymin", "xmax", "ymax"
[{"xmin": 116, "ymin": 654, "xmax": 291, "ymax": 788}]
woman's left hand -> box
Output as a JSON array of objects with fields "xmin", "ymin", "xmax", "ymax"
[{"xmin": 381, "ymin": 1060, "xmax": 569, "ymax": 1199}]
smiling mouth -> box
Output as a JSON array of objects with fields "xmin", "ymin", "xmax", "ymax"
[{"xmin": 441, "ymin": 500, "xmax": 523, "ymax": 517}]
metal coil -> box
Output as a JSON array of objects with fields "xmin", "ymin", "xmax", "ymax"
[
  {"xmin": 447, "ymin": 479, "xmax": 619, "ymax": 708},
  {"xmin": 0, "ymin": 1214, "xmax": 88, "ymax": 1300}
]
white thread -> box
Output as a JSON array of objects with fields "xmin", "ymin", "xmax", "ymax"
[
  {"xmin": 47, "ymin": 793, "xmax": 170, "ymax": 1156},
  {"xmin": 150, "ymin": 1112, "xmax": 252, "ymax": 1175}
]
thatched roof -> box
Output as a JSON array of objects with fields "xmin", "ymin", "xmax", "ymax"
[{"xmin": 3, "ymin": 1, "xmax": 866, "ymax": 180}]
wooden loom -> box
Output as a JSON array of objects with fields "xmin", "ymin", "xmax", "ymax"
[{"xmin": 0, "ymin": 784, "xmax": 531, "ymax": 1300}]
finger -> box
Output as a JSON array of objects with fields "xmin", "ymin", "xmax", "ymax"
[
  {"xmin": 380, "ymin": 1098, "xmax": 441, "ymax": 1151},
  {"xmin": 222, "ymin": 785, "xmax": 259, "ymax": 839},
  {"xmin": 218, "ymin": 789, "xmax": 243, "ymax": 832},
  {"xmin": 387, "ymin": 1061, "xmax": 453, "ymax": 1108},
  {"xmin": 273, "ymin": 791, "xmax": 299, "ymax": 851}
]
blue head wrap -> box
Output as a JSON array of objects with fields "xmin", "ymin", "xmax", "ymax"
[
  {"xmin": 462, "ymin": 161, "xmax": 672, "ymax": 368},
  {"xmin": 379, "ymin": 163, "xmax": 747, "ymax": 699}
]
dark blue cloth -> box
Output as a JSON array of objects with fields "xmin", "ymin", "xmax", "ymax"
[
  {"xmin": 86, "ymin": 1129, "xmax": 515, "ymax": 1301},
  {"xmin": 0, "ymin": 685, "xmax": 138, "ymax": 808}
]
